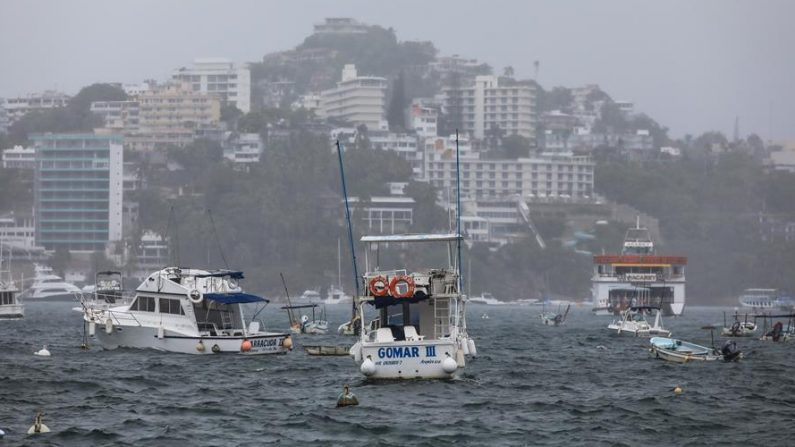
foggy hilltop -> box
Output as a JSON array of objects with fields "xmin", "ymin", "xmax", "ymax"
[{"xmin": 1, "ymin": 5, "xmax": 795, "ymax": 305}]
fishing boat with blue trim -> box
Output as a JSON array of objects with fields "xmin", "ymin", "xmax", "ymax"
[
  {"xmin": 349, "ymin": 233, "xmax": 476, "ymax": 379},
  {"xmin": 80, "ymin": 267, "xmax": 292, "ymax": 354},
  {"xmin": 649, "ymin": 336, "xmax": 741, "ymax": 363}
]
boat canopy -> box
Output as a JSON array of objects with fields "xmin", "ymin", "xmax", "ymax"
[
  {"xmin": 361, "ymin": 233, "xmax": 461, "ymax": 243},
  {"xmin": 280, "ymin": 304, "xmax": 319, "ymax": 309},
  {"xmin": 203, "ymin": 292, "xmax": 267, "ymax": 304},
  {"xmin": 194, "ymin": 270, "xmax": 245, "ymax": 280},
  {"xmin": 368, "ymin": 294, "xmax": 429, "ymax": 309}
]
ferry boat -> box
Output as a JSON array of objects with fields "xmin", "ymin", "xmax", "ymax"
[
  {"xmin": 738, "ymin": 288, "xmax": 795, "ymax": 310},
  {"xmin": 20, "ymin": 264, "xmax": 81, "ymax": 302},
  {"xmin": 349, "ymin": 233, "xmax": 476, "ymax": 379},
  {"xmin": 0, "ymin": 245, "xmax": 23, "ymax": 319},
  {"xmin": 81, "ymin": 267, "xmax": 291, "ymax": 355},
  {"xmin": 592, "ymin": 219, "xmax": 686, "ymax": 316}
]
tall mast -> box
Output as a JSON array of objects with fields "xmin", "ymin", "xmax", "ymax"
[
  {"xmin": 335, "ymin": 140, "xmax": 361, "ymax": 318},
  {"xmin": 455, "ymin": 130, "xmax": 463, "ymax": 292}
]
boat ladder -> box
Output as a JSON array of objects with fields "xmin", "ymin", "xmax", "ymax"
[{"xmin": 434, "ymin": 298, "xmax": 450, "ymax": 338}]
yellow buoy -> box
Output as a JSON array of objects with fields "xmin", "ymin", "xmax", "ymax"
[
  {"xmin": 282, "ymin": 336, "xmax": 293, "ymax": 350},
  {"xmin": 673, "ymin": 386, "xmax": 683, "ymax": 394}
]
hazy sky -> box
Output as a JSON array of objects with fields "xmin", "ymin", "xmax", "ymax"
[{"xmin": 1, "ymin": 0, "xmax": 793, "ymax": 140}]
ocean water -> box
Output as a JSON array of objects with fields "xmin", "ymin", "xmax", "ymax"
[{"xmin": 1, "ymin": 302, "xmax": 794, "ymax": 446}]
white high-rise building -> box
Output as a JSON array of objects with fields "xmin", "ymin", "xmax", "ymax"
[
  {"xmin": 172, "ymin": 58, "xmax": 251, "ymax": 113},
  {"xmin": 443, "ymin": 75, "xmax": 537, "ymax": 141},
  {"xmin": 318, "ymin": 64, "xmax": 387, "ymax": 130}
]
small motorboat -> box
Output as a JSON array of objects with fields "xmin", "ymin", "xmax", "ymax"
[
  {"xmin": 608, "ymin": 307, "xmax": 671, "ymax": 337},
  {"xmin": 720, "ymin": 311, "xmax": 757, "ymax": 337},
  {"xmin": 540, "ymin": 303, "xmax": 570, "ymax": 326},
  {"xmin": 755, "ymin": 314, "xmax": 794, "ymax": 342},
  {"xmin": 304, "ymin": 345, "xmax": 350, "ymax": 356},
  {"xmin": 282, "ymin": 304, "xmax": 329, "ymax": 334},
  {"xmin": 649, "ymin": 336, "xmax": 742, "ymax": 363}
]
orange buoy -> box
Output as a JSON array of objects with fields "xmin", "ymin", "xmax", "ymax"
[
  {"xmin": 389, "ymin": 275, "xmax": 415, "ymax": 298},
  {"xmin": 368, "ymin": 276, "xmax": 389, "ymax": 297},
  {"xmin": 283, "ymin": 336, "xmax": 293, "ymax": 350},
  {"xmin": 241, "ymin": 339, "xmax": 252, "ymax": 352}
]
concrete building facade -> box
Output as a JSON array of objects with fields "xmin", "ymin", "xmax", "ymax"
[
  {"xmin": 318, "ymin": 65, "xmax": 387, "ymax": 130},
  {"xmin": 443, "ymin": 75, "xmax": 537, "ymax": 142},
  {"xmin": 425, "ymin": 151, "xmax": 593, "ymax": 200},
  {"xmin": 172, "ymin": 58, "xmax": 251, "ymax": 113}
]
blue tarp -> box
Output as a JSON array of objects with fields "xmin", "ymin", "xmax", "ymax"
[
  {"xmin": 204, "ymin": 292, "xmax": 268, "ymax": 304},
  {"xmin": 368, "ymin": 293, "xmax": 429, "ymax": 309}
]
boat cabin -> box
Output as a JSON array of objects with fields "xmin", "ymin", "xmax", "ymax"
[{"xmin": 357, "ymin": 234, "xmax": 463, "ymax": 343}]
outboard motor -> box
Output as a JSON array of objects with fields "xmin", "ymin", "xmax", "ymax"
[
  {"xmin": 721, "ymin": 340, "xmax": 742, "ymax": 362},
  {"xmin": 771, "ymin": 321, "xmax": 784, "ymax": 342}
]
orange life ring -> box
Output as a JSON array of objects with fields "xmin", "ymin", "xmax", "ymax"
[
  {"xmin": 368, "ymin": 276, "xmax": 389, "ymax": 297},
  {"xmin": 389, "ymin": 275, "xmax": 415, "ymax": 298}
]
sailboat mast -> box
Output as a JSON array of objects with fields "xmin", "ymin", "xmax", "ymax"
[
  {"xmin": 335, "ymin": 140, "xmax": 361, "ymax": 319},
  {"xmin": 337, "ymin": 238, "xmax": 342, "ymax": 289},
  {"xmin": 455, "ymin": 129, "xmax": 463, "ymax": 293}
]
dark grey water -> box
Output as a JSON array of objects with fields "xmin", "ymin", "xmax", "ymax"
[{"xmin": 1, "ymin": 303, "xmax": 794, "ymax": 446}]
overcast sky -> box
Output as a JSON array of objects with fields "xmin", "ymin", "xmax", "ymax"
[{"xmin": 1, "ymin": 0, "xmax": 793, "ymax": 140}]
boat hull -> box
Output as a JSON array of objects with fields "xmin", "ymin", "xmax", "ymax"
[
  {"xmin": 650, "ymin": 345, "xmax": 720, "ymax": 363},
  {"xmin": 354, "ymin": 340, "xmax": 462, "ymax": 379},
  {"xmin": 94, "ymin": 326, "xmax": 290, "ymax": 355},
  {"xmin": 0, "ymin": 304, "xmax": 24, "ymax": 319},
  {"xmin": 23, "ymin": 293, "xmax": 78, "ymax": 302}
]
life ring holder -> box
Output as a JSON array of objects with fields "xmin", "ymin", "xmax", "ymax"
[
  {"xmin": 188, "ymin": 289, "xmax": 204, "ymax": 304},
  {"xmin": 368, "ymin": 276, "xmax": 389, "ymax": 297},
  {"xmin": 389, "ymin": 275, "xmax": 415, "ymax": 299}
]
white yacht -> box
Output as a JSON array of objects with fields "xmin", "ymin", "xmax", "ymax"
[
  {"xmin": 20, "ymin": 264, "xmax": 81, "ymax": 302},
  {"xmin": 607, "ymin": 307, "xmax": 671, "ymax": 337},
  {"xmin": 468, "ymin": 292, "xmax": 503, "ymax": 305},
  {"xmin": 0, "ymin": 245, "xmax": 23, "ymax": 319},
  {"xmin": 349, "ymin": 234, "xmax": 476, "ymax": 379},
  {"xmin": 325, "ymin": 284, "xmax": 351, "ymax": 305},
  {"xmin": 298, "ymin": 289, "xmax": 321, "ymax": 302},
  {"xmin": 81, "ymin": 267, "xmax": 292, "ymax": 355}
]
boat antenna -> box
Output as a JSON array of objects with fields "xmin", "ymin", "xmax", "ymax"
[
  {"xmin": 455, "ymin": 129, "xmax": 463, "ymax": 294},
  {"xmin": 280, "ymin": 272, "xmax": 295, "ymax": 324},
  {"xmin": 335, "ymin": 140, "xmax": 361, "ymax": 311},
  {"xmin": 206, "ymin": 209, "xmax": 229, "ymax": 269}
]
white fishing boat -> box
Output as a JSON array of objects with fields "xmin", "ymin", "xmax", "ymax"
[
  {"xmin": 720, "ymin": 312, "xmax": 758, "ymax": 337},
  {"xmin": 540, "ymin": 302, "xmax": 570, "ymax": 326},
  {"xmin": 282, "ymin": 303, "xmax": 329, "ymax": 334},
  {"xmin": 19, "ymin": 264, "xmax": 81, "ymax": 302},
  {"xmin": 0, "ymin": 245, "xmax": 23, "ymax": 319},
  {"xmin": 81, "ymin": 267, "xmax": 292, "ymax": 355},
  {"xmin": 756, "ymin": 314, "xmax": 794, "ymax": 342},
  {"xmin": 349, "ymin": 233, "xmax": 476, "ymax": 379},
  {"xmin": 592, "ymin": 218, "xmax": 687, "ymax": 316},
  {"xmin": 608, "ymin": 307, "xmax": 671, "ymax": 337}
]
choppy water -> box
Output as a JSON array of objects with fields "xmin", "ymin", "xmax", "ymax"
[{"xmin": 1, "ymin": 302, "xmax": 794, "ymax": 446}]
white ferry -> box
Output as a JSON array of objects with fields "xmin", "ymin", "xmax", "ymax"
[
  {"xmin": 81, "ymin": 267, "xmax": 291, "ymax": 355},
  {"xmin": 738, "ymin": 288, "xmax": 795, "ymax": 310},
  {"xmin": 592, "ymin": 220, "xmax": 686, "ymax": 316},
  {"xmin": 349, "ymin": 234, "xmax": 476, "ymax": 379}
]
